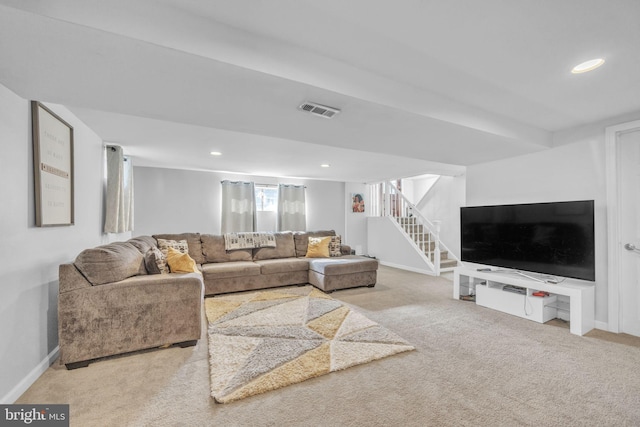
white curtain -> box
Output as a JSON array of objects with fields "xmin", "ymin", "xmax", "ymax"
[
  {"xmin": 277, "ymin": 184, "xmax": 306, "ymax": 231},
  {"xmin": 104, "ymin": 145, "xmax": 134, "ymax": 233},
  {"xmin": 221, "ymin": 181, "xmax": 256, "ymax": 233}
]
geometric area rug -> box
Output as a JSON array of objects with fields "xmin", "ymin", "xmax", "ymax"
[{"xmin": 204, "ymin": 285, "xmax": 415, "ymax": 403}]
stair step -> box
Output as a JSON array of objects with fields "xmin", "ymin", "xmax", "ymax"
[
  {"xmin": 404, "ymin": 226, "xmax": 426, "ymax": 234},
  {"xmin": 427, "ymin": 250, "xmax": 449, "ymax": 260},
  {"xmin": 439, "ymin": 259, "xmax": 458, "ymax": 268},
  {"xmin": 416, "ymin": 244, "xmax": 448, "ymax": 258},
  {"xmin": 410, "ymin": 233, "xmax": 432, "ymax": 242},
  {"xmin": 397, "ymin": 217, "xmax": 416, "ymax": 223},
  {"xmin": 416, "ymin": 242, "xmax": 437, "ymax": 251}
]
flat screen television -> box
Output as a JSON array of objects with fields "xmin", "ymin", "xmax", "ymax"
[{"xmin": 460, "ymin": 200, "xmax": 595, "ymax": 281}]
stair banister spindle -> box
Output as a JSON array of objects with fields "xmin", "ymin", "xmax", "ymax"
[
  {"xmin": 384, "ymin": 182, "xmax": 390, "ymax": 217},
  {"xmin": 433, "ymin": 220, "xmax": 441, "ymax": 276}
]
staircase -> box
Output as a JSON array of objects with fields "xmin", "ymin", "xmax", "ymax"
[
  {"xmin": 396, "ymin": 217, "xmax": 458, "ymax": 270},
  {"xmin": 368, "ymin": 180, "xmax": 460, "ymax": 276}
]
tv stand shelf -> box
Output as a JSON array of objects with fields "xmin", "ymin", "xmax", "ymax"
[{"xmin": 453, "ymin": 267, "xmax": 595, "ymax": 336}]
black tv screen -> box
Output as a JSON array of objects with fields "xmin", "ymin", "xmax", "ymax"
[{"xmin": 460, "ymin": 200, "xmax": 595, "ymax": 281}]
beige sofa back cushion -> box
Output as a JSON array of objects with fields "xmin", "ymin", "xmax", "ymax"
[
  {"xmin": 293, "ymin": 230, "xmax": 336, "ymax": 257},
  {"xmin": 253, "ymin": 232, "xmax": 296, "ymax": 260},
  {"xmin": 127, "ymin": 235, "xmax": 157, "ymax": 254},
  {"xmin": 74, "ymin": 242, "xmax": 144, "ymax": 285},
  {"xmin": 152, "ymin": 233, "xmax": 205, "ymax": 264},
  {"xmin": 126, "ymin": 235, "xmax": 157, "ymax": 275},
  {"xmin": 201, "ymin": 234, "xmax": 253, "ymax": 263}
]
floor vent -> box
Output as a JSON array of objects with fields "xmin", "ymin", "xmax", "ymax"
[{"xmin": 298, "ymin": 102, "xmax": 340, "ymax": 119}]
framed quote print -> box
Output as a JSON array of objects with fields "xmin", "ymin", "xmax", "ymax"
[{"xmin": 31, "ymin": 101, "xmax": 74, "ymax": 226}]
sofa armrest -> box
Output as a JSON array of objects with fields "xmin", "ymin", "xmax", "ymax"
[
  {"xmin": 59, "ymin": 263, "xmax": 92, "ymax": 293},
  {"xmin": 58, "ymin": 272, "xmax": 204, "ymax": 365}
]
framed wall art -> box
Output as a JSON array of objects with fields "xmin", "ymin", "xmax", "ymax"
[
  {"xmin": 31, "ymin": 101, "xmax": 74, "ymax": 226},
  {"xmin": 351, "ymin": 193, "xmax": 365, "ymax": 213}
]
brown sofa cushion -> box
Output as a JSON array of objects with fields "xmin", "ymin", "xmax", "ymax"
[
  {"xmin": 153, "ymin": 233, "xmax": 205, "ymax": 264},
  {"xmin": 201, "ymin": 234, "xmax": 253, "ymax": 263},
  {"xmin": 127, "ymin": 235, "xmax": 157, "ymax": 254},
  {"xmin": 126, "ymin": 235, "xmax": 158, "ymax": 275},
  {"xmin": 74, "ymin": 242, "xmax": 144, "ymax": 285},
  {"xmin": 293, "ymin": 230, "xmax": 336, "ymax": 257},
  {"xmin": 254, "ymin": 258, "xmax": 310, "ymax": 275},
  {"xmin": 253, "ymin": 232, "xmax": 296, "ymax": 260},
  {"xmin": 201, "ymin": 261, "xmax": 261, "ymax": 280}
]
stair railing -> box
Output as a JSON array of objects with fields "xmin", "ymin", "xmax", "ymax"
[{"xmin": 384, "ymin": 181, "xmax": 441, "ymax": 275}]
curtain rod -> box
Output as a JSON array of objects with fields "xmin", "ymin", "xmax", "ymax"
[
  {"xmin": 222, "ymin": 181, "xmax": 306, "ymax": 188},
  {"xmin": 257, "ymin": 183, "xmax": 306, "ymax": 188},
  {"xmin": 105, "ymin": 146, "xmax": 128, "ymax": 161},
  {"xmin": 221, "ymin": 180, "xmax": 253, "ymax": 185}
]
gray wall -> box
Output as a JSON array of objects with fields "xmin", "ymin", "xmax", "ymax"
[
  {"xmin": 0, "ymin": 84, "xmax": 114, "ymax": 402},
  {"xmin": 133, "ymin": 167, "xmax": 346, "ymax": 237}
]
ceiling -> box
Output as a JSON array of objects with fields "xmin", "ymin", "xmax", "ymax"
[{"xmin": 1, "ymin": 0, "xmax": 639, "ymax": 182}]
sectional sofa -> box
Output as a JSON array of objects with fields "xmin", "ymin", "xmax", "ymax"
[{"xmin": 58, "ymin": 230, "xmax": 378, "ymax": 369}]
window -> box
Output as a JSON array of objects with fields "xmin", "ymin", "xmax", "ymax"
[
  {"xmin": 221, "ymin": 183, "xmax": 305, "ymax": 232},
  {"xmin": 255, "ymin": 185, "xmax": 278, "ymax": 212}
]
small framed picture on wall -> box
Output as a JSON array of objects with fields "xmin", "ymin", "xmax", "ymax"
[{"xmin": 351, "ymin": 193, "xmax": 365, "ymax": 213}]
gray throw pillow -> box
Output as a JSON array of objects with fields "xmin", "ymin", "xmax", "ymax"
[{"xmin": 144, "ymin": 247, "xmax": 167, "ymax": 274}]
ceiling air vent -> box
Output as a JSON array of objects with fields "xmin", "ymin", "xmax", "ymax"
[{"xmin": 298, "ymin": 102, "xmax": 341, "ymax": 119}]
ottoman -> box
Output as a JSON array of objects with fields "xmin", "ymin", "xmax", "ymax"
[{"xmin": 308, "ymin": 255, "xmax": 379, "ymax": 292}]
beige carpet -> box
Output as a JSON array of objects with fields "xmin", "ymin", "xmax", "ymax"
[
  {"xmin": 205, "ymin": 286, "xmax": 414, "ymax": 403},
  {"xmin": 15, "ymin": 266, "xmax": 640, "ymax": 426}
]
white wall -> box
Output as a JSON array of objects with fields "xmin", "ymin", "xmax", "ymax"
[
  {"xmin": 0, "ymin": 84, "xmax": 111, "ymax": 403},
  {"xmin": 367, "ymin": 217, "xmax": 433, "ymax": 274},
  {"xmin": 133, "ymin": 167, "xmax": 346, "ymax": 237},
  {"xmin": 132, "ymin": 167, "xmax": 219, "ymax": 235},
  {"xmin": 305, "ymin": 179, "xmax": 346, "ymax": 235},
  {"xmin": 404, "ymin": 174, "xmax": 439, "ymax": 205},
  {"xmin": 465, "ymin": 138, "xmax": 608, "ymax": 325}
]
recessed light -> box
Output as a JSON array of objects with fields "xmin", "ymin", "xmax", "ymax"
[
  {"xmin": 571, "ymin": 58, "xmax": 605, "ymax": 74},
  {"xmin": 210, "ymin": 151, "xmax": 222, "ymax": 156},
  {"xmin": 320, "ymin": 164, "xmax": 330, "ymax": 168}
]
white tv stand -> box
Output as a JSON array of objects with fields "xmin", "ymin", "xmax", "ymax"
[{"xmin": 453, "ymin": 267, "xmax": 595, "ymax": 336}]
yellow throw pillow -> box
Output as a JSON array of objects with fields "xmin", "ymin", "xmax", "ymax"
[
  {"xmin": 166, "ymin": 247, "xmax": 199, "ymax": 273},
  {"xmin": 306, "ymin": 236, "xmax": 331, "ymax": 258}
]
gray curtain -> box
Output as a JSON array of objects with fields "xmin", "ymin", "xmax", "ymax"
[
  {"xmin": 221, "ymin": 181, "xmax": 256, "ymax": 233},
  {"xmin": 104, "ymin": 145, "xmax": 134, "ymax": 233},
  {"xmin": 277, "ymin": 184, "xmax": 306, "ymax": 231}
]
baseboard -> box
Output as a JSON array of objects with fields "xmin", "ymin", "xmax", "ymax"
[
  {"xmin": 1, "ymin": 346, "xmax": 59, "ymax": 404},
  {"xmin": 595, "ymin": 320, "xmax": 608, "ymax": 331},
  {"xmin": 379, "ymin": 261, "xmax": 435, "ymax": 276}
]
